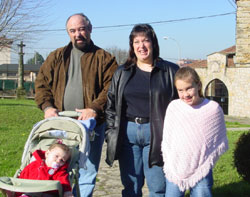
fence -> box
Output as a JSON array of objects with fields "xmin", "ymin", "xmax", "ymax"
[{"xmin": 0, "ymin": 80, "xmax": 35, "ymax": 98}]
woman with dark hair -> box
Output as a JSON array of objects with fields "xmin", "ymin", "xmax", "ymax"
[{"xmin": 105, "ymin": 24, "xmax": 179, "ymax": 196}]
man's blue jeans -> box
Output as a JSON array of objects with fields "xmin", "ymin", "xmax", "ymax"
[
  {"xmin": 118, "ymin": 121, "xmax": 166, "ymax": 197},
  {"xmin": 165, "ymin": 169, "xmax": 213, "ymax": 197},
  {"xmin": 76, "ymin": 123, "xmax": 105, "ymax": 197}
]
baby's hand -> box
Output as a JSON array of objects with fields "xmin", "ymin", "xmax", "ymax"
[{"xmin": 63, "ymin": 191, "xmax": 74, "ymax": 197}]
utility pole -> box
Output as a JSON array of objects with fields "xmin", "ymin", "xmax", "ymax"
[
  {"xmin": 34, "ymin": 51, "xmax": 37, "ymax": 64},
  {"xmin": 17, "ymin": 41, "xmax": 26, "ymax": 98}
]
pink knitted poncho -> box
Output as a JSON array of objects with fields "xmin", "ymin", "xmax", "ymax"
[{"xmin": 161, "ymin": 98, "xmax": 228, "ymax": 191}]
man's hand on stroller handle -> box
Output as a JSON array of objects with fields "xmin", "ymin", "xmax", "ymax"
[
  {"xmin": 75, "ymin": 108, "xmax": 97, "ymax": 120},
  {"xmin": 43, "ymin": 107, "xmax": 97, "ymax": 120},
  {"xmin": 44, "ymin": 107, "xmax": 58, "ymax": 119}
]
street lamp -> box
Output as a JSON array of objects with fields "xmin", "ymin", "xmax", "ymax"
[{"xmin": 163, "ymin": 36, "xmax": 181, "ymax": 66}]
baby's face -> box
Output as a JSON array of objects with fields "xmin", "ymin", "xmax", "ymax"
[{"xmin": 45, "ymin": 147, "xmax": 70, "ymax": 168}]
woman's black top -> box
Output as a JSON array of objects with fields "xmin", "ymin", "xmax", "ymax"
[{"xmin": 123, "ymin": 66, "xmax": 150, "ymax": 118}]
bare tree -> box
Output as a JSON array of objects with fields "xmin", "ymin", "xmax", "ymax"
[
  {"xmin": 0, "ymin": 0, "xmax": 51, "ymax": 98},
  {"xmin": 0, "ymin": 0, "xmax": 50, "ymax": 50},
  {"xmin": 106, "ymin": 46, "xmax": 128, "ymax": 65}
]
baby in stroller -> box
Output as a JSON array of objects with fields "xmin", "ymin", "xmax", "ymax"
[
  {"xmin": 18, "ymin": 143, "xmax": 73, "ymax": 197},
  {"xmin": 0, "ymin": 113, "xmax": 95, "ymax": 197}
]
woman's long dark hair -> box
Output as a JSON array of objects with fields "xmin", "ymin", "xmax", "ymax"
[{"xmin": 124, "ymin": 24, "xmax": 159, "ymax": 67}]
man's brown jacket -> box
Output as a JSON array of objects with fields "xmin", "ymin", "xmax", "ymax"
[{"xmin": 35, "ymin": 41, "xmax": 118, "ymax": 124}]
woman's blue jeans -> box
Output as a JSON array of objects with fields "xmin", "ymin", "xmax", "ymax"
[
  {"xmin": 165, "ymin": 169, "xmax": 213, "ymax": 197},
  {"xmin": 118, "ymin": 121, "xmax": 166, "ymax": 197}
]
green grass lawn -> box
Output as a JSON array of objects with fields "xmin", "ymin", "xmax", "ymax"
[
  {"xmin": 0, "ymin": 99, "xmax": 250, "ymax": 196},
  {"xmin": 212, "ymin": 131, "xmax": 250, "ymax": 196},
  {"xmin": 0, "ymin": 99, "xmax": 43, "ymax": 177}
]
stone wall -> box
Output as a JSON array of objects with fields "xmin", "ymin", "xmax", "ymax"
[
  {"xmin": 196, "ymin": 65, "xmax": 250, "ymax": 118},
  {"xmin": 233, "ymin": 0, "xmax": 250, "ymax": 117},
  {"xmin": 236, "ymin": 0, "xmax": 250, "ymax": 65},
  {"xmin": 193, "ymin": 0, "xmax": 250, "ymax": 118}
]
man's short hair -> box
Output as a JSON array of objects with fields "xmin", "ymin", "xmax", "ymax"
[{"xmin": 66, "ymin": 13, "xmax": 92, "ymax": 30}]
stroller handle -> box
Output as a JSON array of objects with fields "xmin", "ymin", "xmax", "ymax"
[{"xmin": 58, "ymin": 111, "xmax": 81, "ymax": 118}]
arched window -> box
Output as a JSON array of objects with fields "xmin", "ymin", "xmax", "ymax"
[{"xmin": 205, "ymin": 79, "xmax": 228, "ymax": 114}]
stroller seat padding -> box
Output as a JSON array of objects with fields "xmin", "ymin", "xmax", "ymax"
[{"xmin": 0, "ymin": 177, "xmax": 62, "ymax": 193}]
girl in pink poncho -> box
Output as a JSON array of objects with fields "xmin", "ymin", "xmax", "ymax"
[{"xmin": 161, "ymin": 66, "xmax": 228, "ymax": 197}]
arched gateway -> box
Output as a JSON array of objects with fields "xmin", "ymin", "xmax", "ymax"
[{"xmin": 204, "ymin": 79, "xmax": 228, "ymax": 115}]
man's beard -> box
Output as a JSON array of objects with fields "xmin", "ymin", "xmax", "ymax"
[{"xmin": 74, "ymin": 37, "xmax": 89, "ymax": 51}]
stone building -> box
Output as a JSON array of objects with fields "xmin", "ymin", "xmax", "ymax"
[
  {"xmin": 0, "ymin": 37, "xmax": 12, "ymax": 64},
  {"xmin": 0, "ymin": 64, "xmax": 41, "ymax": 82},
  {"xmin": 187, "ymin": 0, "xmax": 250, "ymax": 118}
]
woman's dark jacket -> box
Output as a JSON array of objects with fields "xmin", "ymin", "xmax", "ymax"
[{"xmin": 105, "ymin": 59, "xmax": 179, "ymax": 168}]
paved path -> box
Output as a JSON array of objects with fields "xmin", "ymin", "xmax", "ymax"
[
  {"xmin": 225, "ymin": 115, "xmax": 250, "ymax": 132},
  {"xmin": 224, "ymin": 115, "xmax": 250, "ymax": 125},
  {"xmin": 227, "ymin": 127, "xmax": 250, "ymax": 131},
  {"xmin": 93, "ymin": 115, "xmax": 250, "ymax": 196},
  {"xmin": 94, "ymin": 143, "xmax": 149, "ymax": 197}
]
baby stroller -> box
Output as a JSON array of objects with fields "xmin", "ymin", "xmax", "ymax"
[{"xmin": 0, "ymin": 111, "xmax": 95, "ymax": 197}]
